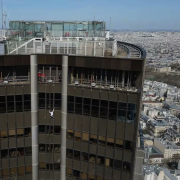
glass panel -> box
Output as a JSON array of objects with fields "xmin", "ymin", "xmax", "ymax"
[
  {"xmin": 26, "ymin": 166, "xmax": 32, "ymax": 174},
  {"xmin": 82, "ymin": 133, "xmax": 89, "ymax": 141}
]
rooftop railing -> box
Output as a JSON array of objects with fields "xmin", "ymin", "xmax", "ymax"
[{"xmin": 0, "ymin": 75, "xmax": 138, "ymax": 92}]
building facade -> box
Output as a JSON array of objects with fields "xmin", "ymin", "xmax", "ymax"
[{"xmin": 0, "ymin": 21, "xmax": 146, "ymax": 180}]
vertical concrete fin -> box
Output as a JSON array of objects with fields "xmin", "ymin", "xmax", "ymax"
[
  {"xmin": 60, "ymin": 55, "xmax": 68, "ymax": 179},
  {"xmin": 30, "ymin": 55, "xmax": 39, "ymax": 180}
]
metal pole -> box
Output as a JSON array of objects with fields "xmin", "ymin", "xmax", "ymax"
[
  {"xmin": 122, "ymin": 71, "xmax": 125, "ymax": 88},
  {"xmin": 60, "ymin": 55, "xmax": 68, "ymax": 180},
  {"xmin": 30, "ymin": 55, "xmax": 38, "ymax": 180}
]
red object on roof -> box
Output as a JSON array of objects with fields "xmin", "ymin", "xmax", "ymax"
[
  {"xmin": 41, "ymin": 73, "xmax": 46, "ymax": 77},
  {"xmin": 38, "ymin": 72, "xmax": 41, "ymax": 77}
]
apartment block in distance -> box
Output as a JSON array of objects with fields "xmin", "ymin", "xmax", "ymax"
[{"xmin": 0, "ymin": 21, "xmax": 146, "ymax": 180}]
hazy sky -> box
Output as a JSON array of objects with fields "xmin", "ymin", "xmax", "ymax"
[{"xmin": 2, "ymin": 0, "xmax": 180, "ymax": 30}]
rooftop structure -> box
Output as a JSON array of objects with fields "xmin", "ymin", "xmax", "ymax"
[{"xmin": 0, "ymin": 21, "xmax": 143, "ymax": 59}]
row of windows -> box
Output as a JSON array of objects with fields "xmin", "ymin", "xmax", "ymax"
[
  {"xmin": 67, "ymin": 130, "xmax": 133, "ymax": 151},
  {"xmin": 0, "ymin": 95, "xmax": 31, "ymax": 113},
  {"xmin": 66, "ymin": 149, "xmax": 131, "ymax": 172},
  {"xmin": 1, "ymin": 147, "xmax": 32, "ymax": 159},
  {"xmin": 0, "ymin": 93, "xmax": 136, "ymax": 123},
  {"xmin": 39, "ymin": 93, "xmax": 136, "ymax": 123},
  {"xmin": 0, "ymin": 128, "xmax": 31, "ymax": 138},
  {"xmin": 39, "ymin": 144, "xmax": 60, "ymax": 153},
  {"xmin": 0, "ymin": 166, "xmax": 32, "ymax": 177},
  {"xmin": 66, "ymin": 169, "xmax": 113, "ymax": 180},
  {"xmin": 39, "ymin": 125, "xmax": 61, "ymax": 134}
]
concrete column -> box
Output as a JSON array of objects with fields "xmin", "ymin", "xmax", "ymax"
[
  {"xmin": 94, "ymin": 41, "xmax": 96, "ymax": 56},
  {"xmin": 16, "ymin": 42, "xmax": 18, "ymax": 54},
  {"xmin": 85, "ymin": 41, "xmax": 87, "ymax": 56},
  {"xmin": 49, "ymin": 66, "xmax": 52, "ymax": 80},
  {"xmin": 56, "ymin": 66, "xmax": 59, "ymax": 82},
  {"xmin": 30, "ymin": 55, "xmax": 38, "ymax": 180},
  {"xmin": 122, "ymin": 71, "xmax": 125, "ymax": 87},
  {"xmin": 42, "ymin": 66, "xmax": 45, "ymax": 83},
  {"xmin": 60, "ymin": 55, "xmax": 68, "ymax": 180}
]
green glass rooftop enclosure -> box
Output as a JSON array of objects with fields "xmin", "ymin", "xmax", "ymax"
[{"xmin": 9, "ymin": 21, "xmax": 106, "ymax": 38}]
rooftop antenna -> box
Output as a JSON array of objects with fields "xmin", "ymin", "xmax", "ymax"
[
  {"xmin": 3, "ymin": 9, "xmax": 7, "ymax": 29},
  {"xmin": 94, "ymin": 8, "xmax": 95, "ymax": 21},
  {"xmin": 109, "ymin": 16, "xmax": 111, "ymax": 32}
]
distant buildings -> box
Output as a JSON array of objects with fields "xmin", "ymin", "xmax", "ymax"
[{"xmin": 143, "ymin": 165, "xmax": 178, "ymax": 180}]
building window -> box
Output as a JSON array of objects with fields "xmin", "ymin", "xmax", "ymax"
[
  {"xmin": 25, "ymin": 147, "xmax": 32, "ymax": 156},
  {"xmin": 0, "ymin": 130, "xmax": 7, "ymax": 138},
  {"xmin": 114, "ymin": 159, "xmax": 122, "ymax": 170},
  {"xmin": 82, "ymin": 133, "xmax": 89, "ymax": 142},
  {"xmin": 109, "ymin": 101, "xmax": 117, "ymax": 120},
  {"xmin": 100, "ymin": 100, "xmax": 108, "ymax": 119},
  {"xmin": 7, "ymin": 95, "xmax": 14, "ymax": 113},
  {"xmin": 54, "ymin": 144, "xmax": 60, "ymax": 152},
  {"xmin": 54, "ymin": 126, "xmax": 61, "ymax": 134},
  {"xmin": 97, "ymin": 176, "xmax": 103, "ymax": 180},
  {"xmin": 91, "ymin": 99, "xmax": 99, "ymax": 118},
  {"xmin": 90, "ymin": 134, "xmax": 97, "ymax": 144},
  {"xmin": 98, "ymin": 136, "xmax": 105, "ymax": 146},
  {"xmin": 66, "ymin": 168, "xmax": 72, "ymax": 176},
  {"xmin": 39, "ymin": 162, "xmax": 46, "ymax": 170},
  {"xmin": 74, "ymin": 131, "xmax": 81, "ymax": 141},
  {"xmin": 75, "ymin": 97, "xmax": 82, "ymax": 115},
  {"xmin": 39, "ymin": 144, "xmax": 46, "ymax": 152},
  {"xmin": 123, "ymin": 162, "xmax": 131, "ymax": 172},
  {"xmin": 17, "ymin": 128, "xmax": 24, "ymax": 137},
  {"xmin": 46, "ymin": 125, "xmax": 53, "ymax": 134},
  {"xmin": 127, "ymin": 103, "xmax": 136, "ymax": 123},
  {"xmin": 107, "ymin": 137, "xmax": 114, "ymax": 148},
  {"xmin": 83, "ymin": 98, "xmax": 90, "ymax": 116},
  {"xmin": 81, "ymin": 172, "xmax": 87, "ymax": 179},
  {"xmin": 15, "ymin": 95, "xmax": 23, "ymax": 112},
  {"xmin": 118, "ymin": 109, "xmax": 126, "ymax": 122},
  {"xmin": 25, "ymin": 128, "xmax": 31, "ymax": 137},
  {"xmin": 74, "ymin": 150, "xmax": 80, "ymax": 160},
  {"xmin": 2, "ymin": 169, "xmax": 9, "ymax": 177},
  {"xmin": 9, "ymin": 129, "xmax": 15, "ymax": 138},
  {"xmin": 88, "ymin": 174, "xmax": 95, "ymax": 179},
  {"xmin": 17, "ymin": 147, "xmax": 24, "ymax": 156},
  {"xmin": 9, "ymin": 148, "xmax": 16, "ymax": 158},
  {"xmin": 39, "ymin": 93, "xmax": 45, "ymax": 109},
  {"xmin": 24, "ymin": 94, "xmax": 31, "ymax": 111},
  {"xmin": 73, "ymin": 170, "xmax": 80, "ymax": 179},
  {"xmin": 18, "ymin": 166, "xmax": 25, "ymax": 176},
  {"xmin": 68, "ymin": 96, "xmax": 74, "ymax": 113},
  {"xmin": 26, "ymin": 166, "xmax": 32, "ymax": 174},
  {"xmin": 125, "ymin": 141, "xmax": 133, "ymax": 152},
  {"xmin": 67, "ymin": 149, "xmax": 73, "ymax": 159},
  {"xmin": 0, "ymin": 96, "xmax": 6, "ymax": 113},
  {"xmin": 54, "ymin": 163, "xmax": 60, "ymax": 171},
  {"xmin": 10, "ymin": 167, "xmax": 17, "ymax": 176},
  {"xmin": 55, "ymin": 93, "xmax": 61, "ymax": 110},
  {"xmin": 97, "ymin": 156, "xmax": 105, "ymax": 165},
  {"xmin": 115, "ymin": 139, "xmax": 124, "ymax": 149},
  {"xmin": 39, "ymin": 125, "xmax": 45, "ymax": 134},
  {"xmin": 105, "ymin": 158, "xmax": 113, "ymax": 168},
  {"xmin": 89, "ymin": 154, "xmax": 96, "ymax": 163},
  {"xmin": 1, "ymin": 149, "xmax": 8, "ymax": 159},
  {"xmin": 81, "ymin": 152, "xmax": 88, "ymax": 162},
  {"xmin": 67, "ymin": 130, "xmax": 74, "ymax": 139}
]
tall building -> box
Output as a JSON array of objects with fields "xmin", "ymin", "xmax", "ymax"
[{"xmin": 0, "ymin": 21, "xmax": 146, "ymax": 180}]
